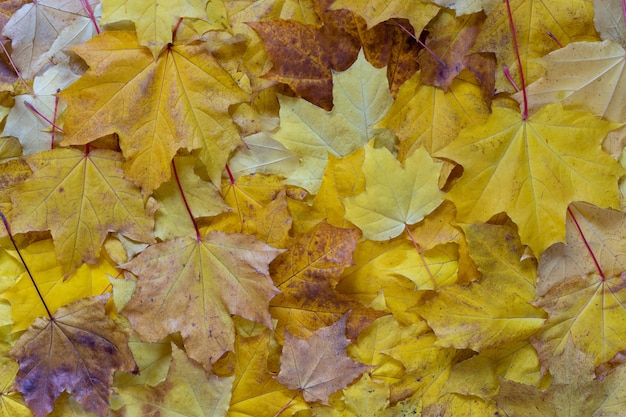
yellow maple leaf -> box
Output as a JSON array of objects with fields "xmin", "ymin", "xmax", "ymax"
[
  {"xmin": 115, "ymin": 343, "xmax": 234, "ymax": 416},
  {"xmin": 0, "ymin": 356, "xmax": 30, "ymax": 417},
  {"xmin": 337, "ymin": 238, "xmax": 426, "ymax": 325},
  {"xmin": 59, "ymin": 31, "xmax": 247, "ymax": 193},
  {"xmin": 420, "ymin": 222, "xmax": 545, "ymax": 351},
  {"xmin": 209, "ymin": 174, "xmax": 294, "ymax": 248},
  {"xmin": 101, "ymin": 0, "xmax": 207, "ymax": 56},
  {"xmin": 1, "ymin": 239, "xmax": 115, "ymax": 333},
  {"xmin": 533, "ymin": 204, "xmax": 626, "ymax": 368},
  {"xmin": 377, "ymin": 69, "xmax": 490, "ymax": 159},
  {"xmin": 436, "ymin": 103, "xmax": 624, "ymax": 256},
  {"xmin": 153, "ymin": 156, "xmax": 230, "ymax": 241},
  {"xmin": 342, "ymin": 143, "xmax": 444, "ymax": 241},
  {"xmin": 442, "ymin": 340, "xmax": 546, "ymax": 399},
  {"xmin": 228, "ymin": 330, "xmax": 307, "ymax": 417},
  {"xmin": 5, "ymin": 148, "xmax": 154, "ymax": 273},
  {"xmin": 272, "ymin": 50, "xmax": 393, "ymax": 193},
  {"xmin": 289, "ymin": 148, "xmax": 365, "ymax": 234},
  {"xmin": 329, "ymin": 0, "xmax": 439, "ymax": 33}
]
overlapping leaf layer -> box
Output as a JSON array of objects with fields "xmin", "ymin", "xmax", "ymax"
[{"xmin": 1, "ymin": 0, "xmax": 626, "ymax": 416}]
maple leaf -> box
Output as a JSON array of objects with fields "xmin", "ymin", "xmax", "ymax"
[
  {"xmin": 5, "ymin": 148, "xmax": 154, "ymax": 273},
  {"xmin": 347, "ymin": 315, "xmax": 411, "ymax": 384},
  {"xmin": 289, "ymin": 148, "xmax": 365, "ymax": 234},
  {"xmin": 115, "ymin": 343, "xmax": 234, "ymax": 416},
  {"xmin": 59, "ymin": 31, "xmax": 247, "ymax": 192},
  {"xmin": 329, "ymin": 0, "xmax": 439, "ymax": 35},
  {"xmin": 430, "ymin": 0, "xmax": 500, "ymax": 15},
  {"xmin": 310, "ymin": 373, "xmax": 390, "ymax": 417},
  {"xmin": 418, "ymin": 9, "xmax": 485, "ymax": 91},
  {"xmin": 9, "ymin": 295, "xmax": 136, "ymax": 417},
  {"xmin": 420, "ymin": 221, "xmax": 546, "ymax": 351},
  {"xmin": 2, "ymin": 0, "xmax": 100, "ymax": 79},
  {"xmin": 0, "ymin": 355, "xmax": 30, "ymax": 417},
  {"xmin": 153, "ymin": 156, "xmax": 230, "ymax": 241},
  {"xmin": 342, "ymin": 143, "xmax": 444, "ymax": 241},
  {"xmin": 210, "ymin": 174, "xmax": 294, "ymax": 248},
  {"xmin": 496, "ymin": 339, "xmax": 626, "ymax": 416},
  {"xmin": 272, "ymin": 50, "xmax": 393, "ymax": 193},
  {"xmin": 337, "ymin": 239, "xmax": 427, "ymax": 325},
  {"xmin": 228, "ymin": 329, "xmax": 308, "ymax": 416},
  {"xmin": 436, "ymin": 103, "xmax": 624, "ymax": 256},
  {"xmin": 275, "ymin": 314, "xmax": 370, "ymax": 405},
  {"xmin": 522, "ymin": 40, "xmax": 626, "ymax": 121},
  {"xmin": 538, "ymin": 202, "xmax": 626, "ymax": 296},
  {"xmin": 101, "ymin": 0, "xmax": 207, "ymax": 56},
  {"xmin": 1, "ymin": 239, "xmax": 115, "ymax": 332},
  {"xmin": 384, "ymin": 324, "xmax": 457, "ymax": 406},
  {"xmin": 249, "ymin": 18, "xmax": 357, "ymax": 110},
  {"xmin": 121, "ymin": 231, "xmax": 282, "ymax": 371},
  {"xmin": 594, "ymin": 0, "xmax": 626, "ymax": 46},
  {"xmin": 532, "ymin": 204, "xmax": 626, "ymax": 368},
  {"xmin": 442, "ymin": 340, "xmax": 546, "ymax": 399},
  {"xmin": 377, "ymin": 71, "xmax": 490, "ymax": 159},
  {"xmin": 472, "ymin": 0, "xmax": 597, "ymax": 93},
  {"xmin": 1, "ymin": 65, "xmax": 79, "ymax": 155},
  {"xmin": 269, "ymin": 221, "xmax": 382, "ymax": 342}
]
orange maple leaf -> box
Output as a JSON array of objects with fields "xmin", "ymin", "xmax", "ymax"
[
  {"xmin": 9, "ymin": 295, "xmax": 136, "ymax": 417},
  {"xmin": 59, "ymin": 31, "xmax": 248, "ymax": 193}
]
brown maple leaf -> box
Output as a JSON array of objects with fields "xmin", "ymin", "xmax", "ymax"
[
  {"xmin": 121, "ymin": 231, "xmax": 282, "ymax": 371},
  {"xmin": 9, "ymin": 295, "xmax": 136, "ymax": 417},
  {"xmin": 276, "ymin": 314, "xmax": 371, "ymax": 404},
  {"xmin": 269, "ymin": 221, "xmax": 384, "ymax": 342}
]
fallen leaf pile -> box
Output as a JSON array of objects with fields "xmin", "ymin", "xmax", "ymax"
[{"xmin": 1, "ymin": 0, "xmax": 626, "ymax": 416}]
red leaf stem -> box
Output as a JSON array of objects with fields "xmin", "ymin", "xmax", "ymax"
[
  {"xmin": 172, "ymin": 159, "xmax": 202, "ymax": 241},
  {"xmin": 504, "ymin": 0, "xmax": 528, "ymax": 120},
  {"xmin": 567, "ymin": 207, "xmax": 605, "ymax": 281},
  {"xmin": 0, "ymin": 212, "xmax": 53, "ymax": 319}
]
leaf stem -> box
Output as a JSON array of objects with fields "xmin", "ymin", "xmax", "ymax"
[
  {"xmin": 24, "ymin": 101, "xmax": 64, "ymax": 133},
  {"xmin": 503, "ymin": 66, "xmax": 521, "ymax": 93},
  {"xmin": 225, "ymin": 163, "xmax": 235, "ymax": 185},
  {"xmin": 405, "ymin": 224, "xmax": 439, "ymax": 291},
  {"xmin": 172, "ymin": 159, "xmax": 201, "ymax": 241},
  {"xmin": 273, "ymin": 389, "xmax": 300, "ymax": 417},
  {"xmin": 0, "ymin": 213, "xmax": 53, "ymax": 319},
  {"xmin": 504, "ymin": 0, "xmax": 528, "ymax": 120},
  {"xmin": 390, "ymin": 19, "xmax": 446, "ymax": 68},
  {"xmin": 567, "ymin": 207, "xmax": 605, "ymax": 281},
  {"xmin": 50, "ymin": 90, "xmax": 60, "ymax": 149},
  {"xmin": 79, "ymin": 0, "xmax": 100, "ymax": 34},
  {"xmin": 172, "ymin": 18, "xmax": 184, "ymax": 43},
  {"xmin": 0, "ymin": 41, "xmax": 33, "ymax": 95}
]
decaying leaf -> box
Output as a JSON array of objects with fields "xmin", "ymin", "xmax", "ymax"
[
  {"xmin": 9, "ymin": 295, "xmax": 136, "ymax": 417},
  {"xmin": 121, "ymin": 231, "xmax": 281, "ymax": 371},
  {"xmin": 276, "ymin": 314, "xmax": 370, "ymax": 404},
  {"xmin": 5, "ymin": 148, "xmax": 154, "ymax": 273}
]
